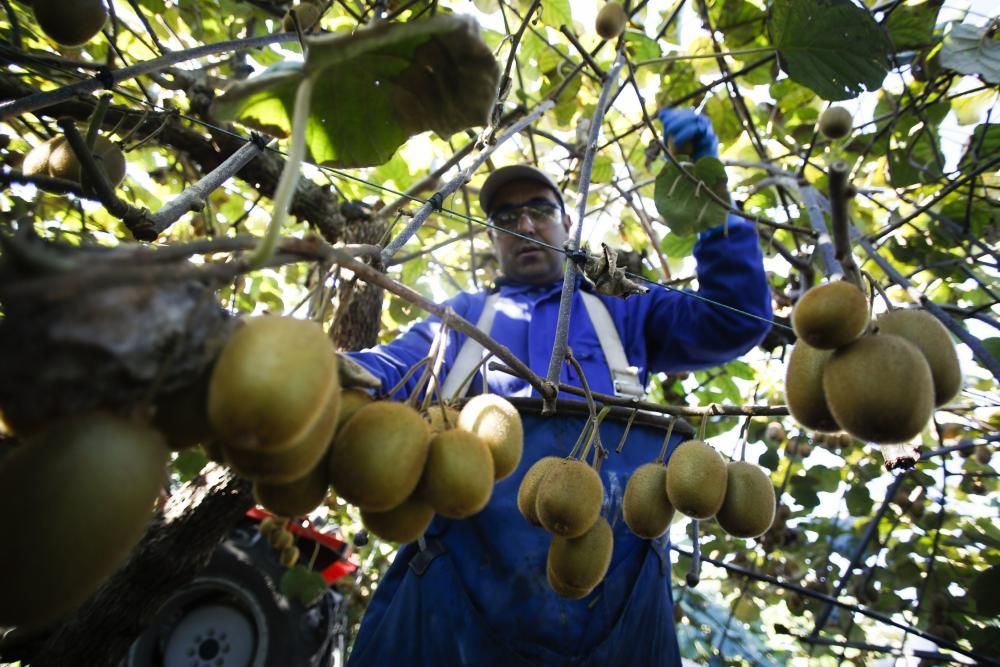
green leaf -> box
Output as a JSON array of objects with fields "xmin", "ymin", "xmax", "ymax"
[
  {"xmin": 940, "ymin": 22, "xmax": 1000, "ymax": 84},
  {"xmin": 660, "ymin": 232, "xmax": 697, "ymax": 258},
  {"xmin": 280, "ymin": 565, "xmax": 328, "ymax": 607},
  {"xmin": 767, "ymin": 0, "xmax": 892, "ymax": 101},
  {"xmin": 959, "ymin": 123, "xmax": 1000, "ymax": 170},
  {"xmin": 625, "ymin": 30, "xmax": 661, "ymax": 63},
  {"xmin": 759, "ymin": 445, "xmax": 780, "ymax": 471},
  {"xmin": 845, "ymin": 483, "xmax": 874, "ymax": 516},
  {"xmin": 886, "ymin": 126, "xmax": 944, "ymax": 187},
  {"xmin": 971, "ymin": 565, "xmax": 1000, "ymax": 616},
  {"xmin": 212, "ymin": 16, "xmax": 499, "ymax": 168},
  {"xmin": 653, "ymin": 157, "xmax": 729, "ymax": 236},
  {"xmin": 983, "ymin": 338, "xmax": 1000, "ymax": 365},
  {"xmin": 885, "ymin": 1, "xmax": 941, "ymax": 51},
  {"xmin": 172, "ymin": 449, "xmax": 209, "ymax": 483},
  {"xmin": 711, "ymin": 0, "xmax": 767, "ymax": 49},
  {"xmin": 538, "ymin": 0, "xmax": 572, "ymax": 29},
  {"xmin": 590, "ymin": 154, "xmax": 614, "ymax": 184}
]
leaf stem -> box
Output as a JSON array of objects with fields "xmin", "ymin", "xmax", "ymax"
[{"xmin": 248, "ymin": 74, "xmax": 316, "ymax": 268}]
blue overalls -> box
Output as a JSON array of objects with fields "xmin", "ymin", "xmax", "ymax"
[{"xmin": 346, "ymin": 218, "xmax": 772, "ymax": 665}]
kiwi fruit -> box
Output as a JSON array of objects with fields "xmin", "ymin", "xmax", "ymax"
[
  {"xmin": 335, "ymin": 388, "xmax": 373, "ymax": 432},
  {"xmin": 818, "ymin": 106, "xmax": 853, "ymax": 140},
  {"xmin": 547, "ymin": 516, "xmax": 613, "ymax": 599},
  {"xmin": 279, "ymin": 545, "xmax": 301, "ymax": 567},
  {"xmin": 622, "ymin": 462, "xmax": 674, "ymax": 539},
  {"xmin": 282, "ymin": 2, "xmax": 322, "ymax": 32},
  {"xmin": 271, "ymin": 528, "xmax": 295, "ymax": 551},
  {"xmin": 327, "ymin": 401, "xmax": 431, "ymax": 511},
  {"xmin": 0, "ymin": 413, "xmax": 169, "ymax": 627},
  {"xmin": 21, "ymin": 137, "xmax": 60, "ymax": 177},
  {"xmin": 209, "ymin": 316, "xmax": 339, "ymax": 449},
  {"xmin": 595, "ymin": 2, "xmax": 627, "ymax": 40},
  {"xmin": 791, "ymin": 281, "xmax": 869, "ymax": 350},
  {"xmin": 822, "ymin": 334, "xmax": 935, "ymax": 443},
  {"xmin": 665, "ymin": 440, "xmax": 727, "ymax": 519},
  {"xmin": 47, "ymin": 134, "xmax": 126, "ymax": 188},
  {"xmin": 785, "ymin": 341, "xmax": 840, "ymax": 433},
  {"xmin": 425, "ymin": 403, "xmax": 459, "ymax": 433},
  {"xmin": 765, "ymin": 421, "xmax": 786, "ymax": 443},
  {"xmin": 415, "ymin": 428, "xmax": 494, "ymax": 519},
  {"xmin": 517, "ymin": 456, "xmax": 561, "ymax": 526},
  {"xmin": 33, "ymin": 0, "xmax": 108, "ymax": 46},
  {"xmin": 253, "ymin": 455, "xmax": 331, "ymax": 517},
  {"xmin": 456, "ymin": 394, "xmax": 523, "ymax": 481},
  {"xmin": 875, "ymin": 309, "xmax": 961, "ymax": 406},
  {"xmin": 975, "ymin": 447, "xmax": 991, "ymax": 465},
  {"xmin": 361, "ymin": 494, "xmax": 434, "ymax": 543},
  {"xmin": 715, "ymin": 462, "xmax": 776, "ymax": 538},
  {"xmin": 535, "ymin": 458, "xmax": 604, "ymax": 538},
  {"xmin": 222, "ymin": 388, "xmax": 339, "ymax": 483}
]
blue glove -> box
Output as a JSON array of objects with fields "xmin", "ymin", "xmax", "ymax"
[{"xmin": 656, "ymin": 107, "xmax": 719, "ymax": 161}]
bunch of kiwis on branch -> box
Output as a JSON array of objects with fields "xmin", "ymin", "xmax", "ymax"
[
  {"xmin": 517, "ymin": 431, "xmax": 609, "ymax": 599},
  {"xmin": 21, "ymin": 130, "xmax": 127, "ymax": 193},
  {"xmin": 32, "ymin": 0, "xmax": 108, "ymax": 46},
  {"xmin": 785, "ymin": 280, "xmax": 961, "ymax": 446}
]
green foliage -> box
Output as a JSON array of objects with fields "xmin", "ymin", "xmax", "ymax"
[
  {"xmin": 940, "ymin": 21, "xmax": 1000, "ymax": 84},
  {"xmin": 653, "ymin": 156, "xmax": 729, "ymax": 236}
]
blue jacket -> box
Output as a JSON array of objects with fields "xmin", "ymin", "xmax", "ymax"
[{"xmin": 345, "ymin": 216, "xmax": 772, "ymax": 666}]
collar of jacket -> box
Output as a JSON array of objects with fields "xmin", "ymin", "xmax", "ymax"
[{"xmin": 491, "ymin": 273, "xmax": 592, "ymax": 297}]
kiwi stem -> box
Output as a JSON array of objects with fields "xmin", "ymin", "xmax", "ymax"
[
  {"xmin": 862, "ymin": 269, "xmax": 894, "ymax": 312},
  {"xmin": 568, "ymin": 419, "xmax": 593, "ymax": 460},
  {"xmin": 828, "ymin": 160, "xmax": 864, "ymax": 290},
  {"xmin": 449, "ymin": 354, "xmax": 495, "ymax": 404},
  {"xmin": 614, "ymin": 408, "xmax": 639, "ymax": 454},
  {"xmin": 307, "ymin": 538, "xmax": 321, "ymax": 570},
  {"xmin": 86, "ymin": 93, "xmax": 112, "ymax": 151},
  {"xmin": 247, "ymin": 72, "xmax": 317, "ymax": 269},
  {"xmin": 565, "ymin": 350, "xmax": 598, "ymax": 426},
  {"xmin": 415, "ymin": 321, "xmax": 449, "ymax": 410},
  {"xmin": 580, "ymin": 406, "xmax": 611, "ymax": 465},
  {"xmin": 386, "ymin": 355, "xmax": 433, "ymax": 401},
  {"xmin": 655, "ymin": 419, "xmax": 676, "ymax": 464}
]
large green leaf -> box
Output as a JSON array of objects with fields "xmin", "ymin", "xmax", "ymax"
[
  {"xmin": 885, "ymin": 0, "xmax": 941, "ymax": 51},
  {"xmin": 767, "ymin": 0, "xmax": 892, "ymax": 101},
  {"xmin": 211, "ymin": 15, "xmax": 499, "ymax": 168},
  {"xmin": 972, "ymin": 565, "xmax": 1000, "ymax": 617},
  {"xmin": 940, "ymin": 22, "xmax": 1000, "ymax": 84},
  {"xmin": 653, "ymin": 156, "xmax": 729, "ymax": 236}
]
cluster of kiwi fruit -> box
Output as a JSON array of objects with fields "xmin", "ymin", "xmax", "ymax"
[
  {"xmin": 330, "ymin": 392, "xmax": 523, "ymax": 544},
  {"xmin": 21, "ymin": 130, "xmax": 127, "ymax": 192},
  {"xmin": 30, "ymin": 0, "xmax": 108, "ymax": 47},
  {"xmin": 281, "ymin": 1, "xmax": 324, "ymax": 32},
  {"xmin": 259, "ymin": 516, "xmax": 302, "ymax": 567},
  {"xmin": 785, "ymin": 280, "xmax": 961, "ymax": 445}
]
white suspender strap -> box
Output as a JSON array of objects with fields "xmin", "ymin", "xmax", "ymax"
[
  {"xmin": 441, "ymin": 293, "xmax": 500, "ymax": 400},
  {"xmin": 579, "ymin": 292, "xmax": 646, "ymax": 399}
]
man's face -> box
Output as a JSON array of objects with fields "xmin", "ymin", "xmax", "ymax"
[{"xmin": 487, "ymin": 180, "xmax": 571, "ymax": 285}]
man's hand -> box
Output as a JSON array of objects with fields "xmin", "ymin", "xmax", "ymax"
[
  {"xmin": 656, "ymin": 108, "xmax": 719, "ymax": 161},
  {"xmin": 337, "ymin": 354, "xmax": 381, "ymax": 390}
]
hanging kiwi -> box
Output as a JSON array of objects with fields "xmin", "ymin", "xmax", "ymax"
[
  {"xmin": 456, "ymin": 393, "xmax": 523, "ymax": 481},
  {"xmin": 822, "ymin": 334, "xmax": 935, "ymax": 443},
  {"xmin": 715, "ymin": 462, "xmax": 776, "ymax": 539},
  {"xmin": 818, "ymin": 106, "xmax": 854, "ymax": 140},
  {"xmin": 415, "ymin": 428, "xmax": 494, "ymax": 519},
  {"xmin": 594, "ymin": 2, "xmax": 627, "ymax": 40},
  {"xmin": 547, "ymin": 516, "xmax": 614, "ymax": 599},
  {"xmin": 327, "ymin": 401, "xmax": 431, "ymax": 511},
  {"xmin": 32, "ymin": 0, "xmax": 108, "ymax": 46},
  {"xmin": 665, "ymin": 440, "xmax": 727, "ymax": 519},
  {"xmin": 361, "ymin": 494, "xmax": 435, "ymax": 544},
  {"xmin": 784, "ymin": 341, "xmax": 840, "ymax": 433},
  {"xmin": 282, "ymin": 1, "xmax": 323, "ymax": 32},
  {"xmin": 517, "ymin": 456, "xmax": 561, "ymax": 526},
  {"xmin": 623, "ymin": 462, "xmax": 674, "ymax": 539},
  {"xmin": 425, "ymin": 403, "xmax": 460, "ymax": 433},
  {"xmin": 0, "ymin": 413, "xmax": 169, "ymax": 627},
  {"xmin": 208, "ymin": 315, "xmax": 340, "ymax": 449},
  {"xmin": 253, "ymin": 454, "xmax": 332, "ymax": 518},
  {"xmin": 47, "ymin": 134, "xmax": 127, "ymax": 189},
  {"xmin": 791, "ymin": 281, "xmax": 869, "ymax": 350},
  {"xmin": 335, "ymin": 388, "xmax": 374, "ymax": 432},
  {"xmin": 875, "ymin": 309, "xmax": 961, "ymax": 406},
  {"xmin": 535, "ymin": 458, "xmax": 604, "ymax": 538},
  {"xmin": 20, "ymin": 137, "xmax": 60, "ymax": 177}
]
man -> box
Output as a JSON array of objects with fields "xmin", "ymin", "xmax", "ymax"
[{"xmin": 344, "ymin": 109, "xmax": 772, "ymax": 665}]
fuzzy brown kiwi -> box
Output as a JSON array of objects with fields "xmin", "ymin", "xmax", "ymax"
[
  {"xmin": 361, "ymin": 494, "xmax": 434, "ymax": 543},
  {"xmin": 516, "ymin": 456, "xmax": 561, "ymax": 526},
  {"xmin": 715, "ymin": 462, "xmax": 776, "ymax": 538},
  {"xmin": 415, "ymin": 428, "xmax": 494, "ymax": 519},
  {"xmin": 622, "ymin": 462, "xmax": 674, "ymax": 539},
  {"xmin": 47, "ymin": 135, "xmax": 126, "ymax": 188},
  {"xmin": 282, "ymin": 2, "xmax": 322, "ymax": 32},
  {"xmin": 424, "ymin": 403, "xmax": 460, "ymax": 433},
  {"xmin": 20, "ymin": 137, "xmax": 60, "ymax": 177},
  {"xmin": 209, "ymin": 316, "xmax": 339, "ymax": 449},
  {"xmin": 547, "ymin": 516, "xmax": 613, "ymax": 599},
  {"xmin": 665, "ymin": 440, "xmax": 727, "ymax": 519},
  {"xmin": 32, "ymin": 0, "xmax": 107, "ymax": 46},
  {"xmin": 335, "ymin": 388, "xmax": 373, "ymax": 432},
  {"xmin": 222, "ymin": 388, "xmax": 339, "ymax": 483},
  {"xmin": 594, "ymin": 2, "xmax": 627, "ymax": 40},
  {"xmin": 456, "ymin": 394, "xmax": 523, "ymax": 481},
  {"xmin": 875, "ymin": 309, "xmax": 961, "ymax": 406},
  {"xmin": 785, "ymin": 341, "xmax": 840, "ymax": 433},
  {"xmin": 536, "ymin": 458, "xmax": 604, "ymax": 538},
  {"xmin": 822, "ymin": 334, "xmax": 934, "ymax": 443},
  {"xmin": 327, "ymin": 401, "xmax": 431, "ymax": 511},
  {"xmin": 0, "ymin": 413, "xmax": 168, "ymax": 627},
  {"xmin": 791, "ymin": 281, "xmax": 869, "ymax": 350},
  {"xmin": 818, "ymin": 106, "xmax": 853, "ymax": 140},
  {"xmin": 253, "ymin": 454, "xmax": 331, "ymax": 518}
]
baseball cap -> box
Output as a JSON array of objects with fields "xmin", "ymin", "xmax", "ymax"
[{"xmin": 478, "ymin": 165, "xmax": 565, "ymax": 215}]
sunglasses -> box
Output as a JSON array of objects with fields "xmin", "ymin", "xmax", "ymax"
[{"xmin": 488, "ymin": 199, "xmax": 562, "ymax": 231}]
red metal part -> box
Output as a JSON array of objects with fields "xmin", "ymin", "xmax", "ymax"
[{"xmin": 246, "ymin": 507, "xmax": 358, "ymax": 584}]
